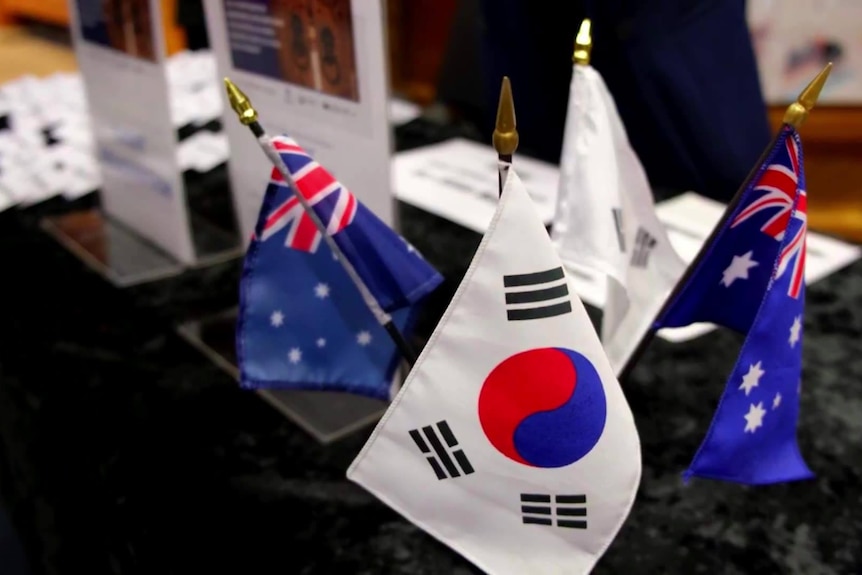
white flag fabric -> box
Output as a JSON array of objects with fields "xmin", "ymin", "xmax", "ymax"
[
  {"xmin": 552, "ymin": 64, "xmax": 686, "ymax": 375},
  {"xmin": 348, "ymin": 169, "xmax": 641, "ymax": 574}
]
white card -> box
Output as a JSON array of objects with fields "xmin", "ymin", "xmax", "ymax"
[
  {"xmin": 389, "ymin": 98, "xmax": 422, "ymax": 125},
  {"xmin": 55, "ymin": 145, "xmax": 101, "ymax": 199},
  {"xmin": 393, "ymin": 138, "xmax": 561, "ymax": 231},
  {"xmin": 2, "ymin": 166, "xmax": 54, "ymax": 205},
  {"xmin": 177, "ymin": 131, "xmax": 229, "ymax": 172}
]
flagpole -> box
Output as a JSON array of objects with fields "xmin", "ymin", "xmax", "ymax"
[
  {"xmin": 223, "ymin": 78, "xmax": 419, "ymax": 367},
  {"xmin": 617, "ymin": 62, "xmax": 833, "ymax": 382},
  {"xmin": 493, "ymin": 76, "xmax": 518, "ymax": 196}
]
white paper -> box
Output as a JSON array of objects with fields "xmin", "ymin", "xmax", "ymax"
[
  {"xmin": 205, "ymin": 0, "xmax": 394, "ymax": 237},
  {"xmin": 0, "ymin": 43, "xmax": 225, "ymax": 211},
  {"xmin": 1, "ymin": 166, "xmax": 52, "ymax": 205},
  {"xmin": 56, "ymin": 145, "xmax": 102, "ymax": 199},
  {"xmin": 389, "ymin": 98, "xmax": 421, "ymax": 125},
  {"xmin": 393, "ymin": 138, "xmax": 561, "ymax": 230},
  {"xmin": 177, "ymin": 131, "xmax": 229, "ymax": 172},
  {"xmin": 170, "ymin": 84, "xmax": 223, "ymax": 127}
]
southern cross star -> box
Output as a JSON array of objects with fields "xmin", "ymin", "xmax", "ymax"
[
  {"xmin": 721, "ymin": 250, "xmax": 759, "ymax": 287},
  {"xmin": 288, "ymin": 347, "xmax": 302, "ymax": 364},
  {"xmin": 744, "ymin": 402, "xmax": 766, "ymax": 433},
  {"xmin": 739, "ymin": 361, "xmax": 765, "ymax": 396},
  {"xmin": 270, "ymin": 310, "xmax": 284, "ymax": 327},
  {"xmin": 789, "ymin": 315, "xmax": 802, "ymax": 347},
  {"xmin": 314, "ymin": 283, "xmax": 331, "ymax": 299}
]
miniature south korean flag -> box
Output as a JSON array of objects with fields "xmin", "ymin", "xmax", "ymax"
[
  {"xmin": 348, "ymin": 169, "xmax": 641, "ymax": 574},
  {"xmin": 552, "ymin": 62, "xmax": 686, "ymax": 376}
]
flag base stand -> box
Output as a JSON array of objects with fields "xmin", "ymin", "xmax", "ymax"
[
  {"xmin": 40, "ymin": 207, "xmax": 242, "ymax": 287},
  {"xmin": 176, "ymin": 308, "xmax": 389, "ymax": 444}
]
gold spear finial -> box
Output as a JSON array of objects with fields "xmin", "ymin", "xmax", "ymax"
[
  {"xmin": 783, "ymin": 62, "xmax": 832, "ymax": 129},
  {"xmin": 573, "ymin": 18, "xmax": 592, "ymax": 65},
  {"xmin": 493, "ymin": 76, "xmax": 518, "ymax": 156},
  {"xmin": 224, "ymin": 77, "xmax": 258, "ymax": 125}
]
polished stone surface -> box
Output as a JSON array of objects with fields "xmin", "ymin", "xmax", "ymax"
[{"xmin": 0, "ymin": 121, "xmax": 861, "ymax": 574}]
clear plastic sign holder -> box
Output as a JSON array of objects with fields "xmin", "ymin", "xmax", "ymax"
[
  {"xmin": 41, "ymin": 208, "xmax": 184, "ymax": 286},
  {"xmin": 177, "ymin": 308, "xmax": 390, "ymax": 444},
  {"xmin": 40, "ymin": 188, "xmax": 243, "ymax": 287}
]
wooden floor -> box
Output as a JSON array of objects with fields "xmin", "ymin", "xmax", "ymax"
[
  {"xmin": 0, "ymin": 25, "xmax": 75, "ymax": 83},
  {"xmin": 0, "ymin": 23, "xmax": 860, "ymax": 242}
]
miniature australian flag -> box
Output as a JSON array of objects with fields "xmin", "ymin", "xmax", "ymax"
[
  {"xmin": 236, "ymin": 135, "xmax": 443, "ymax": 400},
  {"xmin": 654, "ymin": 126, "xmax": 814, "ymax": 485}
]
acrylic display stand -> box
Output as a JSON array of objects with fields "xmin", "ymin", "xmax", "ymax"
[
  {"xmin": 41, "ymin": 164, "xmax": 243, "ymax": 286},
  {"xmin": 41, "ymin": 206, "xmax": 242, "ymax": 286},
  {"xmin": 177, "ymin": 308, "xmax": 390, "ymax": 444},
  {"xmin": 41, "ymin": 209, "xmax": 185, "ymax": 286}
]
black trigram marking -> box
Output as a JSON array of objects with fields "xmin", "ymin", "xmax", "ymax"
[
  {"xmin": 630, "ymin": 227, "xmax": 657, "ymax": 268},
  {"xmin": 611, "ymin": 207, "xmax": 625, "ymax": 252},
  {"xmin": 520, "ymin": 493, "xmax": 588, "ymax": 529},
  {"xmin": 409, "ymin": 421, "xmax": 474, "ymax": 480},
  {"xmin": 503, "ymin": 267, "xmax": 572, "ymax": 321}
]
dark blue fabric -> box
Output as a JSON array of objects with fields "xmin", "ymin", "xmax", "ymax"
[
  {"xmin": 237, "ymin": 219, "xmax": 416, "ymax": 400},
  {"xmin": 477, "ymin": 0, "xmax": 770, "ymax": 201}
]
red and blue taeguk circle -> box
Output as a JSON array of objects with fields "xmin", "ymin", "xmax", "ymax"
[{"xmin": 478, "ymin": 348, "xmax": 607, "ymax": 468}]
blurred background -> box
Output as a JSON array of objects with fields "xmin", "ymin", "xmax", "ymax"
[
  {"xmin": 0, "ymin": 1, "xmax": 861, "ymax": 573},
  {"xmin": 0, "ymin": 0, "xmax": 859, "ymax": 237}
]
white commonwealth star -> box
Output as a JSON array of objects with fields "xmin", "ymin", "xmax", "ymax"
[
  {"xmin": 789, "ymin": 315, "xmax": 802, "ymax": 347},
  {"xmin": 270, "ymin": 310, "xmax": 284, "ymax": 327},
  {"xmin": 773, "ymin": 392, "xmax": 782, "ymax": 409},
  {"xmin": 288, "ymin": 347, "xmax": 302, "ymax": 364},
  {"xmin": 744, "ymin": 402, "xmax": 767, "ymax": 433},
  {"xmin": 316, "ymin": 338, "xmax": 326, "ymax": 348},
  {"xmin": 738, "ymin": 361, "xmax": 765, "ymax": 396},
  {"xmin": 721, "ymin": 250, "xmax": 759, "ymax": 287},
  {"xmin": 314, "ymin": 283, "xmax": 331, "ymax": 299},
  {"xmin": 357, "ymin": 330, "xmax": 372, "ymax": 346}
]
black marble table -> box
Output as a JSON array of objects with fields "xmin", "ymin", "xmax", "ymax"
[{"xmin": 1, "ymin": 121, "xmax": 861, "ymax": 575}]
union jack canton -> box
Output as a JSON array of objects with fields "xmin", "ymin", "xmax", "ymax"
[
  {"xmin": 654, "ymin": 126, "xmax": 814, "ymax": 484},
  {"xmin": 254, "ymin": 135, "xmax": 443, "ymax": 313},
  {"xmin": 730, "ymin": 133, "xmax": 807, "ymax": 298},
  {"xmin": 259, "ymin": 137, "xmax": 357, "ymax": 252}
]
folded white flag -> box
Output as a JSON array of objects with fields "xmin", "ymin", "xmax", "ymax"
[
  {"xmin": 348, "ymin": 169, "xmax": 641, "ymax": 574},
  {"xmin": 552, "ymin": 63, "xmax": 686, "ymax": 375}
]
